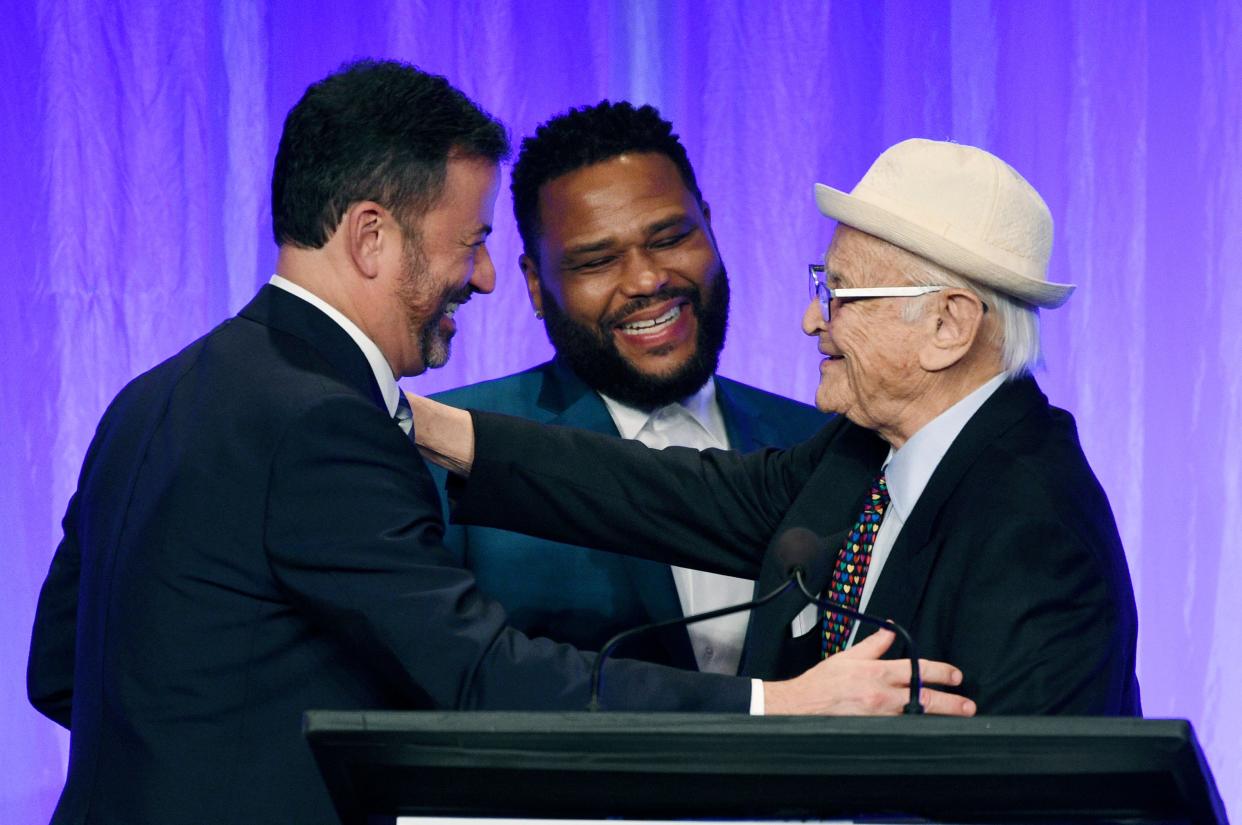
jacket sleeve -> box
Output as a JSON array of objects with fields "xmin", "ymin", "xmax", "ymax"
[
  {"xmin": 947, "ymin": 508, "xmax": 1138, "ymax": 715},
  {"xmin": 427, "ymin": 461, "xmax": 469, "ymax": 567},
  {"xmin": 27, "ymin": 398, "xmax": 127, "ymax": 730},
  {"xmin": 28, "ymin": 493, "xmax": 84, "ymax": 729},
  {"xmin": 449, "ymin": 410, "xmax": 841, "ymax": 580},
  {"xmin": 263, "ymin": 393, "xmax": 750, "ymax": 713}
]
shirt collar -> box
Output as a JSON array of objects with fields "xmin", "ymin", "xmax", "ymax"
[
  {"xmin": 268, "ymin": 275, "xmax": 401, "ymax": 417},
  {"xmin": 599, "ymin": 379, "xmax": 727, "ymax": 446},
  {"xmin": 882, "ymin": 372, "xmax": 1007, "ymax": 520}
]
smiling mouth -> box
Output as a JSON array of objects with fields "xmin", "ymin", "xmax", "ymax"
[
  {"xmin": 616, "ymin": 303, "xmax": 685, "ymax": 336},
  {"xmin": 442, "ymin": 292, "xmax": 472, "ymax": 319}
]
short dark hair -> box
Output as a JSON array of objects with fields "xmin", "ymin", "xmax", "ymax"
[
  {"xmin": 510, "ymin": 100, "xmax": 703, "ymax": 260},
  {"xmin": 271, "ymin": 59, "xmax": 509, "ymax": 248}
]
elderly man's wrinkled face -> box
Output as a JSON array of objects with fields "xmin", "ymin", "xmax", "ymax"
[{"xmin": 802, "ymin": 226, "xmax": 932, "ymax": 434}]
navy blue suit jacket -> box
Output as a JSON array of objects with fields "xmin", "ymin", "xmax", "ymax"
[
  {"xmin": 431, "ymin": 359, "xmax": 825, "ymax": 669},
  {"xmin": 26, "ymin": 286, "xmax": 750, "ymax": 825}
]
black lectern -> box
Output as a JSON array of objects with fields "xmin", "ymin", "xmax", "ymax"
[{"xmin": 304, "ymin": 712, "xmax": 1228, "ymax": 825}]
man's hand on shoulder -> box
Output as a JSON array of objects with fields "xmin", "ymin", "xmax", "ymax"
[{"xmin": 762, "ymin": 629, "xmax": 976, "ymax": 717}]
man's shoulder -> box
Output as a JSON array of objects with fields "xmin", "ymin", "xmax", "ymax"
[
  {"xmin": 110, "ymin": 311, "xmax": 374, "ymax": 441},
  {"xmin": 430, "ymin": 362, "xmax": 555, "ymax": 415},
  {"xmin": 952, "ymin": 384, "xmax": 1117, "ymax": 536},
  {"xmin": 107, "ymin": 319, "xmax": 234, "ymax": 411},
  {"xmin": 715, "ymin": 376, "xmax": 815, "ymax": 410}
]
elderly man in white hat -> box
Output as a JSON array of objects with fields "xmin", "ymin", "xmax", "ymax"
[{"xmin": 411, "ymin": 139, "xmax": 1141, "ymax": 715}]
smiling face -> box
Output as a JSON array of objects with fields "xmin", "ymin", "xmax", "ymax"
[
  {"xmin": 524, "ymin": 152, "xmax": 729, "ymax": 408},
  {"xmin": 802, "ymin": 226, "xmax": 933, "ymax": 438},
  {"xmin": 392, "ymin": 155, "xmax": 500, "ymax": 376}
]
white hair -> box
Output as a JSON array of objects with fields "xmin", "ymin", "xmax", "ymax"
[{"xmin": 889, "ymin": 246, "xmax": 1043, "ymax": 377}]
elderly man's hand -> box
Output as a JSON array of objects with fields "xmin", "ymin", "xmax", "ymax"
[{"xmin": 763, "ymin": 628, "xmax": 975, "ymax": 716}]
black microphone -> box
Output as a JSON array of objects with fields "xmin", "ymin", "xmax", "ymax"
[
  {"xmin": 588, "ymin": 530, "xmax": 811, "ymax": 711},
  {"xmin": 777, "ymin": 527, "xmax": 925, "ymax": 715}
]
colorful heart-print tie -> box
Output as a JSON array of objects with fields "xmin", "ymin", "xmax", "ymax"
[{"xmin": 822, "ymin": 474, "xmax": 889, "ymax": 657}]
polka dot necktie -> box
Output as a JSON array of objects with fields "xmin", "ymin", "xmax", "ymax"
[{"xmin": 822, "ymin": 474, "xmax": 889, "ymax": 657}]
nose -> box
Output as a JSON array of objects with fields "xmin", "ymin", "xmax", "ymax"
[
  {"xmin": 802, "ymin": 299, "xmax": 827, "ymax": 336},
  {"xmin": 469, "ymin": 244, "xmax": 496, "ymax": 295},
  {"xmin": 618, "ymin": 248, "xmax": 669, "ymax": 296}
]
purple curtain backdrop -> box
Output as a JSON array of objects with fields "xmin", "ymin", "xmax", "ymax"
[{"xmin": 4, "ymin": 1, "xmax": 1240, "ymax": 820}]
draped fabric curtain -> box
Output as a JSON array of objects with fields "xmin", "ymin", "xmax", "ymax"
[{"xmin": 3, "ymin": 1, "xmax": 1239, "ymax": 820}]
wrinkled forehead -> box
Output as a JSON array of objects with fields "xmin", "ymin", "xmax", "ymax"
[{"xmin": 824, "ymin": 224, "xmax": 905, "ymax": 287}]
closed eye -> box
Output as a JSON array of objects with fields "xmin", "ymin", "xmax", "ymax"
[
  {"xmin": 650, "ymin": 230, "xmax": 692, "ymax": 250},
  {"xmin": 569, "ymin": 255, "xmax": 617, "ymax": 272}
]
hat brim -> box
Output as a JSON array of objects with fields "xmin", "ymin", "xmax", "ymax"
[{"xmin": 814, "ymin": 183, "xmax": 1074, "ymax": 309}]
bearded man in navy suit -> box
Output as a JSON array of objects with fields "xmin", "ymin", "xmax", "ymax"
[{"xmin": 431, "ymin": 102, "xmax": 825, "ymax": 674}]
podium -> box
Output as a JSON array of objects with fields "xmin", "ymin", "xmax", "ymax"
[{"xmin": 304, "ymin": 712, "xmax": 1228, "ymax": 825}]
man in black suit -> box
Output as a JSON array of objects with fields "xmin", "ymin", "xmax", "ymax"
[
  {"xmin": 27, "ymin": 65, "xmax": 973, "ymax": 825},
  {"xmin": 414, "ymin": 138, "xmax": 1142, "ymax": 716}
]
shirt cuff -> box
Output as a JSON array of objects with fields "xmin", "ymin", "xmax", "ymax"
[{"xmin": 749, "ymin": 678, "xmax": 765, "ymax": 715}]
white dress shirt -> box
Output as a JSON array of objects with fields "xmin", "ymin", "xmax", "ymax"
[
  {"xmin": 599, "ymin": 382, "xmax": 756, "ymax": 676},
  {"xmin": 791, "ymin": 372, "xmax": 1008, "ymax": 644},
  {"xmin": 268, "ymin": 275, "xmax": 403, "ymax": 425}
]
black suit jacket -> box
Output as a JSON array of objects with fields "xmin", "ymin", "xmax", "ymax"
[
  {"xmin": 451, "ymin": 376, "xmax": 1141, "ymax": 715},
  {"xmin": 430, "ymin": 358, "xmax": 826, "ymax": 669},
  {"xmin": 27, "ymin": 286, "xmax": 749, "ymax": 825}
]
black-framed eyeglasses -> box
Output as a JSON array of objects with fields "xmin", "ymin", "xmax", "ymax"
[{"xmin": 808, "ymin": 264, "xmax": 946, "ymax": 322}]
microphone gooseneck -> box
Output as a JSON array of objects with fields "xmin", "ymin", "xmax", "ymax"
[
  {"xmin": 589, "ymin": 529, "xmax": 824, "ymax": 711},
  {"xmin": 587, "ymin": 527, "xmax": 925, "ymax": 715},
  {"xmin": 780, "ymin": 527, "xmax": 923, "ymax": 714},
  {"xmin": 588, "ymin": 577, "xmax": 795, "ymax": 712},
  {"xmin": 792, "ymin": 569, "xmax": 924, "ymax": 715}
]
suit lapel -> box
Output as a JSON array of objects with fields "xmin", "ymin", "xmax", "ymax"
[
  {"xmin": 715, "ymin": 377, "xmax": 782, "ymax": 452},
  {"xmin": 857, "ymin": 377, "xmax": 1049, "ymax": 649},
  {"xmin": 540, "ymin": 358, "xmax": 622, "ymax": 435},
  {"xmin": 239, "ymin": 285, "xmax": 388, "ymax": 414}
]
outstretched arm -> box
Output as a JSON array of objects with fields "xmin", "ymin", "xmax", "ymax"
[
  {"xmin": 408, "ymin": 392, "xmax": 475, "ymax": 476},
  {"xmin": 403, "ymin": 393, "xmax": 976, "ymax": 717},
  {"xmin": 409, "ymin": 391, "xmax": 842, "ymax": 580}
]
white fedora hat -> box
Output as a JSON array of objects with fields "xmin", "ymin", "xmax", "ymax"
[{"xmin": 814, "ymin": 138, "xmax": 1074, "ymax": 309}]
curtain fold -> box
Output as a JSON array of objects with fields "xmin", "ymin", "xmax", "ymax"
[{"xmin": 4, "ymin": 2, "xmax": 1238, "ymax": 820}]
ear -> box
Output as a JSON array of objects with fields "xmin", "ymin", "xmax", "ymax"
[
  {"xmin": 345, "ymin": 201, "xmax": 390, "ymax": 280},
  {"xmin": 520, "ymin": 252, "xmax": 544, "ymax": 316},
  {"xmin": 700, "ymin": 200, "xmax": 725, "ymax": 253},
  {"xmin": 918, "ymin": 290, "xmax": 987, "ymax": 372}
]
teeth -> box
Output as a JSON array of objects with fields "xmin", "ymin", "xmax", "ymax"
[
  {"xmin": 619, "ymin": 304, "xmax": 681, "ymax": 334},
  {"xmin": 444, "ymin": 303, "xmax": 459, "ymax": 318}
]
